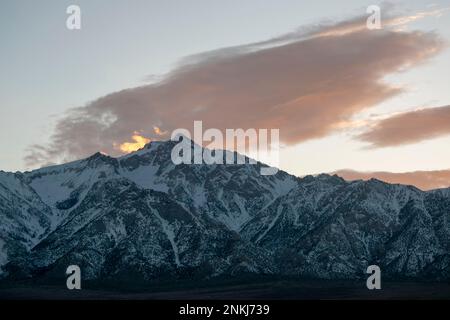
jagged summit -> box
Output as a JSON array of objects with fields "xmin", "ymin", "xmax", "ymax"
[
  {"xmin": 143, "ymin": 139, "xmax": 169, "ymax": 150},
  {"xmin": 0, "ymin": 138, "xmax": 449, "ymax": 282}
]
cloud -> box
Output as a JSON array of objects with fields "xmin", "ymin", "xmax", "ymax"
[
  {"xmin": 25, "ymin": 9, "xmax": 445, "ymax": 167},
  {"xmin": 153, "ymin": 126, "xmax": 167, "ymax": 136},
  {"xmin": 358, "ymin": 105, "xmax": 450, "ymax": 147},
  {"xmin": 113, "ymin": 132, "xmax": 151, "ymax": 153},
  {"xmin": 334, "ymin": 169, "xmax": 450, "ymax": 191}
]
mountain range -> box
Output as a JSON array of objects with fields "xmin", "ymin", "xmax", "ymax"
[{"xmin": 0, "ymin": 139, "xmax": 449, "ymax": 284}]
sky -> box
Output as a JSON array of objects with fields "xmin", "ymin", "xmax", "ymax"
[{"xmin": 1, "ymin": 0, "xmax": 450, "ymax": 190}]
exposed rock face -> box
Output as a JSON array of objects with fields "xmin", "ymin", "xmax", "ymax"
[{"xmin": 1, "ymin": 140, "xmax": 449, "ymax": 281}]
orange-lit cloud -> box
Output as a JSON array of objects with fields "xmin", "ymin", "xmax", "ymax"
[
  {"xmin": 334, "ymin": 169, "xmax": 450, "ymax": 191},
  {"xmin": 153, "ymin": 126, "xmax": 167, "ymax": 136},
  {"xmin": 114, "ymin": 132, "xmax": 151, "ymax": 153},
  {"xmin": 25, "ymin": 8, "xmax": 446, "ymax": 167},
  {"xmin": 358, "ymin": 105, "xmax": 450, "ymax": 147}
]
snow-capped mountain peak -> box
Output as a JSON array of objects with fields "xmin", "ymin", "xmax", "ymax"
[{"xmin": 1, "ymin": 139, "xmax": 449, "ymax": 281}]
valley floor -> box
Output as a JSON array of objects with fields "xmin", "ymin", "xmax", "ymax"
[{"xmin": 1, "ymin": 279, "xmax": 450, "ymax": 300}]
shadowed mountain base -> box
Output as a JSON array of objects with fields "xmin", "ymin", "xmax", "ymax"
[{"xmin": 1, "ymin": 278, "xmax": 450, "ymax": 300}]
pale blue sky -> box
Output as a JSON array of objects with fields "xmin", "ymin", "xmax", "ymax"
[{"xmin": 1, "ymin": 0, "xmax": 450, "ymax": 174}]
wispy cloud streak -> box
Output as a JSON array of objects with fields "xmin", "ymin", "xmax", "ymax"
[{"xmin": 335, "ymin": 169, "xmax": 450, "ymax": 191}]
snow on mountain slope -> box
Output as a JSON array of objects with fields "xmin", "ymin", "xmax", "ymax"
[
  {"xmin": 1, "ymin": 139, "xmax": 449, "ymax": 281},
  {"xmin": 18, "ymin": 140, "xmax": 297, "ymax": 234},
  {"xmin": 26, "ymin": 153, "xmax": 119, "ymax": 207},
  {"xmin": 0, "ymin": 239, "xmax": 6, "ymax": 267},
  {"xmin": 241, "ymin": 175, "xmax": 449, "ymax": 279},
  {"xmin": 116, "ymin": 140, "xmax": 298, "ymax": 231},
  {"xmin": 118, "ymin": 145, "xmax": 170, "ymax": 192},
  {"xmin": 0, "ymin": 172, "xmax": 53, "ymax": 274},
  {"xmin": 7, "ymin": 178, "xmax": 272, "ymax": 280}
]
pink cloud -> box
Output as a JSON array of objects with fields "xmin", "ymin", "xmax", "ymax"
[
  {"xmin": 335, "ymin": 169, "xmax": 450, "ymax": 191},
  {"xmin": 25, "ymin": 13, "xmax": 445, "ymax": 167},
  {"xmin": 358, "ymin": 105, "xmax": 450, "ymax": 147}
]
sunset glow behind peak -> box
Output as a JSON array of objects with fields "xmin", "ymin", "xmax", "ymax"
[{"xmin": 116, "ymin": 133, "xmax": 151, "ymax": 153}]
